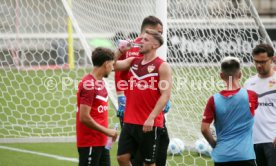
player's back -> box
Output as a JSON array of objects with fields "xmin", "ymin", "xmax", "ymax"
[{"xmin": 212, "ymin": 88, "xmax": 255, "ymax": 162}]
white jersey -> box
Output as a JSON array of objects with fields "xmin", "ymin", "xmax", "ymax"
[{"xmin": 244, "ymin": 72, "xmax": 276, "ymax": 144}]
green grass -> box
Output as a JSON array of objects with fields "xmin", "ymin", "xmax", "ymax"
[
  {"xmin": 0, "ymin": 66, "xmax": 257, "ymax": 165},
  {"xmin": 0, "ymin": 142, "xmax": 212, "ymax": 166}
]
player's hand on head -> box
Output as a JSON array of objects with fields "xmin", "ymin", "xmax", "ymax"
[
  {"xmin": 163, "ymin": 100, "xmax": 171, "ymax": 114},
  {"xmin": 143, "ymin": 117, "xmax": 154, "ymax": 132},
  {"xmin": 117, "ymin": 96, "xmax": 126, "ymax": 118}
]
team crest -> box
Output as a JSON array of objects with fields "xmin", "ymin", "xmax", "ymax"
[
  {"xmin": 147, "ymin": 65, "xmax": 155, "ymax": 73},
  {"xmin": 268, "ymin": 80, "xmax": 276, "ymax": 88}
]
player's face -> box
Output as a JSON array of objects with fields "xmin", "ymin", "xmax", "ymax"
[
  {"xmin": 139, "ymin": 33, "xmax": 157, "ymax": 54},
  {"xmin": 104, "ymin": 60, "xmax": 114, "ymax": 78},
  {"xmin": 253, "ymin": 52, "xmax": 273, "ymax": 76}
]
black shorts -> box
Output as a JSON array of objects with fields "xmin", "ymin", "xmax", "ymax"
[
  {"xmin": 156, "ymin": 125, "xmax": 170, "ymax": 166},
  {"xmin": 78, "ymin": 146, "xmax": 110, "ymax": 166},
  {"xmin": 254, "ymin": 143, "xmax": 276, "ymax": 166},
  {"xmin": 215, "ymin": 159, "xmax": 257, "ymax": 166},
  {"xmin": 131, "ymin": 124, "xmax": 170, "ymax": 166},
  {"xmin": 117, "ymin": 123, "xmax": 161, "ymax": 164}
]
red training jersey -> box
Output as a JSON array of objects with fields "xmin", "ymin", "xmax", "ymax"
[
  {"xmin": 124, "ymin": 57, "xmax": 164, "ymax": 127},
  {"xmin": 115, "ymin": 37, "xmax": 143, "ymax": 92},
  {"xmin": 202, "ymin": 88, "xmax": 258, "ymax": 123},
  {"xmin": 76, "ymin": 74, "xmax": 109, "ymax": 147}
]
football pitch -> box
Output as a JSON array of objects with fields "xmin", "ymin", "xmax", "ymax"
[
  {"xmin": 0, "ymin": 66, "xmax": 255, "ymax": 165},
  {"xmin": 0, "ymin": 142, "xmax": 213, "ymax": 166}
]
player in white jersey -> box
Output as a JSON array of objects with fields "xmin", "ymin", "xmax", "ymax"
[{"xmin": 244, "ymin": 44, "xmax": 276, "ymax": 166}]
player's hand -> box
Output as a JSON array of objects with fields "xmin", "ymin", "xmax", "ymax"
[
  {"xmin": 117, "ymin": 96, "xmax": 126, "ymax": 118},
  {"xmin": 273, "ymin": 137, "xmax": 276, "ymax": 148},
  {"xmin": 107, "ymin": 129, "xmax": 118, "ymax": 142},
  {"xmin": 118, "ymin": 39, "xmax": 132, "ymax": 53},
  {"xmin": 143, "ymin": 116, "xmax": 154, "ymax": 132},
  {"xmin": 163, "ymin": 100, "xmax": 171, "ymax": 114}
]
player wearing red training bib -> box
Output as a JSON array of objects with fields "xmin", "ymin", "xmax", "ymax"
[
  {"xmin": 76, "ymin": 47, "xmax": 118, "ymax": 166},
  {"xmin": 114, "ymin": 29, "xmax": 172, "ymax": 166}
]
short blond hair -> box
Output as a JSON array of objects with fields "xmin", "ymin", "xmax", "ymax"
[{"xmin": 145, "ymin": 29, "xmax": 164, "ymax": 46}]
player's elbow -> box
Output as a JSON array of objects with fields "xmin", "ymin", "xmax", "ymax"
[{"xmin": 79, "ymin": 115, "xmax": 90, "ymax": 124}]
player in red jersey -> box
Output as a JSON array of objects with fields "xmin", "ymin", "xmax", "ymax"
[
  {"xmin": 114, "ymin": 29, "xmax": 172, "ymax": 166},
  {"xmin": 115, "ymin": 16, "xmax": 170, "ymax": 166},
  {"xmin": 76, "ymin": 47, "xmax": 118, "ymax": 166},
  {"xmin": 115, "ymin": 16, "xmax": 163, "ymax": 123}
]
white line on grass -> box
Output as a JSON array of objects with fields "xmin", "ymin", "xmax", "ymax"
[{"xmin": 0, "ymin": 145, "xmax": 78, "ymax": 163}]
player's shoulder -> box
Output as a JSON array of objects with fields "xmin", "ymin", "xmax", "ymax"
[
  {"xmin": 246, "ymin": 89, "xmax": 258, "ymax": 97},
  {"xmin": 82, "ymin": 74, "xmax": 94, "ymax": 81}
]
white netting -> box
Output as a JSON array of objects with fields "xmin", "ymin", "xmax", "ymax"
[
  {"xmin": 0, "ymin": 0, "xmax": 274, "ymax": 165},
  {"xmin": 0, "ymin": 0, "xmax": 91, "ymax": 141},
  {"xmin": 166, "ymin": 0, "xmax": 267, "ymax": 165}
]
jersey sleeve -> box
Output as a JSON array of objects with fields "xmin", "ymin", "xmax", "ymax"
[
  {"xmin": 247, "ymin": 90, "xmax": 258, "ymax": 116},
  {"xmin": 79, "ymin": 84, "xmax": 95, "ymax": 107},
  {"xmin": 202, "ymin": 96, "xmax": 215, "ymax": 123}
]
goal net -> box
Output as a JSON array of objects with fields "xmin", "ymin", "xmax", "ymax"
[{"xmin": 0, "ymin": 0, "xmax": 273, "ymax": 165}]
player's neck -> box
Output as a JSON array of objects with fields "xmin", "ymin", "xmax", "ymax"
[
  {"xmin": 142, "ymin": 52, "xmax": 157, "ymax": 64},
  {"xmin": 90, "ymin": 68, "xmax": 104, "ymax": 80},
  {"xmin": 225, "ymin": 80, "xmax": 241, "ymax": 90}
]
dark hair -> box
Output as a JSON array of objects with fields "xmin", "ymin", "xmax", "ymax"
[
  {"xmin": 140, "ymin": 16, "xmax": 163, "ymax": 33},
  {"xmin": 92, "ymin": 47, "xmax": 114, "ymax": 67},
  {"xmin": 252, "ymin": 44, "xmax": 274, "ymax": 57},
  {"xmin": 221, "ymin": 57, "xmax": 240, "ymax": 77},
  {"xmin": 145, "ymin": 29, "xmax": 164, "ymax": 47}
]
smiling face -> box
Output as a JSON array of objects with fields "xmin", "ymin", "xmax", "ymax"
[{"xmin": 253, "ymin": 52, "xmax": 274, "ymax": 77}]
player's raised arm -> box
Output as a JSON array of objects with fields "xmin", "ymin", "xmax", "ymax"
[
  {"xmin": 113, "ymin": 56, "xmax": 135, "ymax": 71},
  {"xmin": 143, "ymin": 62, "xmax": 172, "ymax": 132}
]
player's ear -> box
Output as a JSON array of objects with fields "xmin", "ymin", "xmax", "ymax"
[
  {"xmin": 220, "ymin": 72, "xmax": 224, "ymax": 80},
  {"xmin": 237, "ymin": 71, "xmax": 241, "ymax": 79},
  {"xmin": 152, "ymin": 41, "xmax": 159, "ymax": 49},
  {"xmin": 103, "ymin": 61, "xmax": 108, "ymax": 69},
  {"xmin": 271, "ymin": 56, "xmax": 275, "ymax": 62}
]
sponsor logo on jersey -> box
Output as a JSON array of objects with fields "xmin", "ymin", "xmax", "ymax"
[
  {"xmin": 126, "ymin": 51, "xmax": 139, "ymax": 58},
  {"xmin": 259, "ymin": 102, "xmax": 274, "ymax": 107},
  {"xmin": 147, "ymin": 65, "xmax": 155, "ymax": 73},
  {"xmin": 97, "ymin": 105, "xmax": 108, "ymax": 113}
]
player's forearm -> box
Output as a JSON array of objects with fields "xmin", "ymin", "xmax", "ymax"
[
  {"xmin": 114, "ymin": 49, "xmax": 123, "ymax": 62},
  {"xmin": 80, "ymin": 116, "xmax": 109, "ymax": 135},
  {"xmin": 149, "ymin": 94, "xmax": 170, "ymax": 119},
  {"xmin": 201, "ymin": 125, "xmax": 216, "ymax": 148}
]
